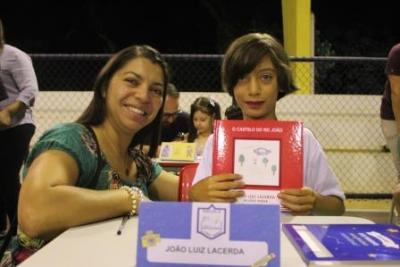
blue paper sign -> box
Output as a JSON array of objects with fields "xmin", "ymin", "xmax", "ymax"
[{"xmin": 137, "ymin": 202, "xmax": 280, "ymax": 266}]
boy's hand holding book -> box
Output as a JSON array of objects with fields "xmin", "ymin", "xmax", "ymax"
[
  {"xmin": 189, "ymin": 173, "xmax": 244, "ymax": 202},
  {"xmin": 278, "ymin": 187, "xmax": 317, "ymax": 215}
]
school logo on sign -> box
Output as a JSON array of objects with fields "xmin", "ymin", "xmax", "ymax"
[{"xmin": 197, "ymin": 205, "xmax": 226, "ymax": 239}]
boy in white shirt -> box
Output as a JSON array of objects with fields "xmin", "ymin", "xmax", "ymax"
[{"xmin": 189, "ymin": 33, "xmax": 345, "ymax": 215}]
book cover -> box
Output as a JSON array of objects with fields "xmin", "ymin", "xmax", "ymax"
[
  {"xmin": 213, "ymin": 120, "xmax": 303, "ymax": 205},
  {"xmin": 137, "ymin": 202, "xmax": 280, "ymax": 266},
  {"xmin": 159, "ymin": 142, "xmax": 196, "ymax": 162},
  {"xmin": 283, "ymin": 223, "xmax": 400, "ymax": 266}
]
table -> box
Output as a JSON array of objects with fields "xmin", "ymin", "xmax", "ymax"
[
  {"xmin": 156, "ymin": 159, "xmax": 198, "ymax": 174},
  {"xmin": 19, "ymin": 215, "xmax": 373, "ymax": 267}
]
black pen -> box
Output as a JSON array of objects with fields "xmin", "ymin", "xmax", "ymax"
[{"xmin": 117, "ymin": 215, "xmax": 130, "ymax": 235}]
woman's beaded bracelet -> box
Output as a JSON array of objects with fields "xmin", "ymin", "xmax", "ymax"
[{"xmin": 120, "ymin": 186, "xmax": 144, "ymax": 216}]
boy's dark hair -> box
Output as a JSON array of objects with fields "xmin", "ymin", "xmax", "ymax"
[{"xmin": 222, "ymin": 32, "xmax": 297, "ymax": 100}]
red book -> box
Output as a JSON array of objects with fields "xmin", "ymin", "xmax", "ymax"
[{"xmin": 213, "ymin": 120, "xmax": 303, "ymax": 205}]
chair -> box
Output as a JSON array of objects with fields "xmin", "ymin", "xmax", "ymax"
[{"xmin": 178, "ymin": 163, "xmax": 198, "ymax": 201}]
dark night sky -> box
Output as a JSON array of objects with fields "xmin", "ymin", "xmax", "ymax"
[{"xmin": 1, "ymin": 0, "xmax": 399, "ymax": 56}]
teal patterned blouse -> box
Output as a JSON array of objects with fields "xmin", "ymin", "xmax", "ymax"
[
  {"xmin": 24, "ymin": 122, "xmax": 162, "ymax": 197},
  {"xmin": 1, "ymin": 123, "xmax": 163, "ymax": 263}
]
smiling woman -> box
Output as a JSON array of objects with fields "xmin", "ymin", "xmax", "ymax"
[
  {"xmin": 0, "ymin": 45, "xmax": 180, "ymax": 266},
  {"xmin": 103, "ymin": 57, "xmax": 164, "ymax": 134}
]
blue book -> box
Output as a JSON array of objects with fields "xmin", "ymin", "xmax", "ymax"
[
  {"xmin": 283, "ymin": 223, "xmax": 400, "ymax": 266},
  {"xmin": 137, "ymin": 202, "xmax": 280, "ymax": 266}
]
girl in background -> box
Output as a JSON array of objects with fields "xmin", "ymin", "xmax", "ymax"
[{"xmin": 185, "ymin": 97, "xmax": 221, "ymax": 158}]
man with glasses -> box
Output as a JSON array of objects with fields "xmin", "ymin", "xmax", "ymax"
[{"xmin": 161, "ymin": 83, "xmax": 190, "ymax": 142}]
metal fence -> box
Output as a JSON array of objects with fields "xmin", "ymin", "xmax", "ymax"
[
  {"xmin": 30, "ymin": 54, "xmax": 394, "ymax": 198},
  {"xmin": 32, "ymin": 54, "xmax": 387, "ymax": 94}
]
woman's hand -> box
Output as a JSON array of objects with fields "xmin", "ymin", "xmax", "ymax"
[
  {"xmin": 278, "ymin": 187, "xmax": 317, "ymax": 215},
  {"xmin": 189, "ymin": 173, "xmax": 245, "ymax": 202}
]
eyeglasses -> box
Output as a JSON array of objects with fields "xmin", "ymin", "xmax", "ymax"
[{"xmin": 163, "ymin": 110, "xmax": 181, "ymax": 119}]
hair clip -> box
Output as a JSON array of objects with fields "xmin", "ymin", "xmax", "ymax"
[{"xmin": 209, "ymin": 98, "xmax": 216, "ymax": 107}]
